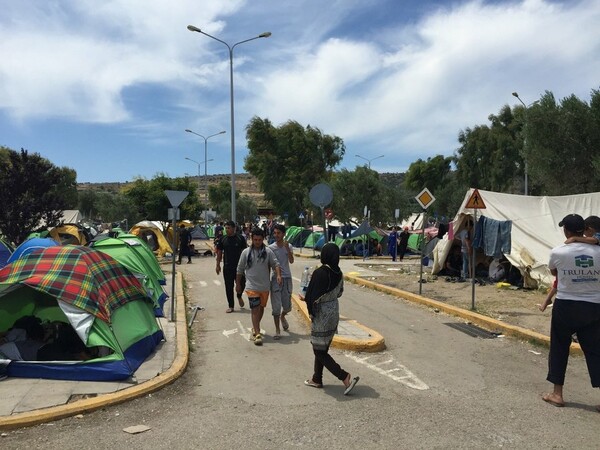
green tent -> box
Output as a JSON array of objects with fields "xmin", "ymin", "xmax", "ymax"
[
  {"xmin": 88, "ymin": 235, "xmax": 168, "ymax": 315},
  {"xmin": 0, "ymin": 245, "xmax": 163, "ymax": 381},
  {"xmin": 115, "ymin": 233, "xmax": 166, "ymax": 286}
]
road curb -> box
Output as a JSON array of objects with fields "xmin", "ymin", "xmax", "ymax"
[
  {"xmin": 291, "ymin": 294, "xmax": 385, "ymax": 352},
  {"xmin": 0, "ymin": 272, "xmax": 189, "ymax": 431},
  {"xmin": 345, "ymin": 274, "xmax": 583, "ymax": 355}
]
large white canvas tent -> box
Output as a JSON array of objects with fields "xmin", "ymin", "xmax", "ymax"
[{"xmin": 432, "ymin": 188, "xmax": 600, "ymax": 288}]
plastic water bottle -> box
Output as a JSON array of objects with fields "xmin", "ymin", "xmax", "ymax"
[{"xmin": 300, "ymin": 266, "xmax": 311, "ymax": 295}]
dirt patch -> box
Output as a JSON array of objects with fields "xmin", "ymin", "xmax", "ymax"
[{"xmin": 354, "ymin": 262, "xmax": 552, "ymax": 337}]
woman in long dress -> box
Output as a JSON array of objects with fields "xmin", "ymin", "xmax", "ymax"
[{"xmin": 302, "ymin": 243, "xmax": 359, "ymax": 395}]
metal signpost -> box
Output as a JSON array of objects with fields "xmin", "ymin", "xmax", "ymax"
[
  {"xmin": 165, "ymin": 190, "xmax": 189, "ymax": 322},
  {"xmin": 415, "ymin": 188, "xmax": 436, "ymax": 295},
  {"xmin": 464, "ymin": 189, "xmax": 486, "ymax": 310},
  {"xmin": 309, "ymin": 183, "xmax": 333, "ymax": 256}
]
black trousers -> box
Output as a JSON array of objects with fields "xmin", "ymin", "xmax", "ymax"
[
  {"xmin": 312, "ymin": 346, "xmax": 348, "ymax": 385},
  {"xmin": 547, "ymin": 299, "xmax": 600, "ymax": 387},
  {"xmin": 223, "ymin": 266, "xmax": 245, "ymax": 308}
]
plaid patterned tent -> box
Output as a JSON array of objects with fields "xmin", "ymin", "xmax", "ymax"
[{"xmin": 0, "ymin": 245, "xmax": 150, "ymax": 323}]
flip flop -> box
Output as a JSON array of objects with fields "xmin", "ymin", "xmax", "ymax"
[
  {"xmin": 344, "ymin": 375, "xmax": 360, "ymax": 395},
  {"xmin": 281, "ymin": 316, "xmax": 289, "ymax": 331},
  {"xmin": 225, "ymin": 308, "xmax": 234, "ymax": 313},
  {"xmin": 273, "ymin": 333, "xmax": 281, "ymax": 340},
  {"xmin": 304, "ymin": 379, "xmax": 323, "ymax": 388},
  {"xmin": 542, "ymin": 393, "xmax": 565, "ymax": 407}
]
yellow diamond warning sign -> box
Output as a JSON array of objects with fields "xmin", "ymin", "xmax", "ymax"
[
  {"xmin": 465, "ymin": 189, "xmax": 486, "ymax": 209},
  {"xmin": 415, "ymin": 188, "xmax": 436, "ymax": 209}
]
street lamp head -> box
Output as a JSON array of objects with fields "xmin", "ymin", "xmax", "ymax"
[
  {"xmin": 512, "ymin": 92, "xmax": 519, "ymax": 98},
  {"xmin": 259, "ymin": 32, "xmax": 272, "ymax": 38},
  {"xmin": 185, "ymin": 129, "xmax": 192, "ymax": 133},
  {"xmin": 187, "ymin": 25, "xmax": 202, "ymax": 33}
]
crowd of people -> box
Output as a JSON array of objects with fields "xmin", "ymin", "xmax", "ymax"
[{"xmin": 213, "ymin": 221, "xmax": 359, "ymax": 395}]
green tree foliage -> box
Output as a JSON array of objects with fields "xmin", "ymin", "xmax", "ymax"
[
  {"xmin": 523, "ymin": 90, "xmax": 600, "ymax": 195},
  {"xmin": 123, "ymin": 174, "xmax": 201, "ymax": 222},
  {"xmin": 404, "ymin": 155, "xmax": 464, "ymax": 218},
  {"xmin": 455, "ymin": 105, "xmax": 524, "ymax": 194},
  {"xmin": 77, "ymin": 189, "xmax": 142, "ymax": 225},
  {"xmin": 207, "ymin": 180, "xmax": 256, "ymax": 222},
  {"xmin": 0, "ymin": 147, "xmax": 78, "ymax": 244},
  {"xmin": 236, "ymin": 195, "xmax": 258, "ymax": 224},
  {"xmin": 245, "ymin": 117, "xmax": 345, "ymax": 225},
  {"xmin": 331, "ymin": 166, "xmax": 406, "ymax": 225}
]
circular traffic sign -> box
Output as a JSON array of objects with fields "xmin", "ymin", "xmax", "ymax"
[{"xmin": 309, "ymin": 183, "xmax": 333, "ymax": 208}]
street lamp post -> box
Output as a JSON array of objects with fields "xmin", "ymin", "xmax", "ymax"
[
  {"xmin": 355, "ymin": 154, "xmax": 385, "ymax": 169},
  {"xmin": 184, "ymin": 157, "xmax": 214, "ymax": 221},
  {"xmin": 512, "ymin": 92, "xmax": 529, "ymax": 196},
  {"xmin": 185, "ymin": 129, "xmax": 225, "ymax": 208},
  {"xmin": 187, "ymin": 25, "xmax": 271, "ymax": 223}
]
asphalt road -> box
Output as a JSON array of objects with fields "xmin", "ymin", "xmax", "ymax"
[{"xmin": 3, "ymin": 254, "xmax": 600, "ymax": 449}]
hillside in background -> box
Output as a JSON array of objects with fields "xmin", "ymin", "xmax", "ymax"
[{"xmin": 78, "ymin": 172, "xmax": 406, "ymax": 208}]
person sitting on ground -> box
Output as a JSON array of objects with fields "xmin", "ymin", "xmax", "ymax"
[
  {"xmin": 340, "ymin": 240, "xmax": 352, "ymax": 256},
  {"xmin": 354, "ymin": 239, "xmax": 364, "ymax": 257},
  {"xmin": 441, "ymin": 245, "xmax": 462, "ymax": 277},
  {"xmin": 0, "ymin": 316, "xmax": 46, "ymax": 361},
  {"xmin": 371, "ymin": 238, "xmax": 382, "ymax": 256}
]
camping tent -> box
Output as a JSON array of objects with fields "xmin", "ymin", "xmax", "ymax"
[
  {"xmin": 129, "ymin": 221, "xmax": 173, "ymax": 257},
  {"xmin": 49, "ymin": 223, "xmax": 92, "ymax": 245},
  {"xmin": 88, "ymin": 235, "xmax": 168, "ymax": 315},
  {"xmin": 0, "ymin": 245, "xmax": 163, "ymax": 381},
  {"xmin": 7, "ymin": 237, "xmax": 59, "ymax": 264},
  {"xmin": 0, "ymin": 238, "xmax": 14, "ymax": 269},
  {"xmin": 115, "ymin": 233, "xmax": 166, "ymax": 286},
  {"xmin": 432, "ymin": 188, "xmax": 600, "ymax": 288}
]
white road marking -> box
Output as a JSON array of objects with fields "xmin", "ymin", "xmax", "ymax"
[
  {"xmin": 199, "ymin": 281, "xmax": 207, "ymax": 287},
  {"xmin": 213, "ymin": 280, "xmax": 222, "ymax": 286},
  {"xmin": 345, "ymin": 351, "xmax": 429, "ymax": 391},
  {"xmin": 237, "ymin": 321, "xmax": 252, "ymax": 341},
  {"xmin": 223, "ymin": 328, "xmax": 238, "ymax": 338}
]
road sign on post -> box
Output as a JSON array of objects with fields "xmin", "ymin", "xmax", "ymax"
[
  {"xmin": 415, "ymin": 188, "xmax": 436, "ymax": 210},
  {"xmin": 465, "ymin": 189, "xmax": 486, "ymax": 310},
  {"xmin": 414, "ymin": 188, "xmax": 436, "ymax": 294},
  {"xmin": 465, "ymin": 189, "xmax": 486, "ymax": 209},
  {"xmin": 165, "ymin": 190, "xmax": 188, "ymax": 322}
]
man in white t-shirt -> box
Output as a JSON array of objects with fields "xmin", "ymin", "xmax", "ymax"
[
  {"xmin": 269, "ymin": 224, "xmax": 295, "ymax": 340},
  {"xmin": 542, "ymin": 214, "xmax": 600, "ymax": 410}
]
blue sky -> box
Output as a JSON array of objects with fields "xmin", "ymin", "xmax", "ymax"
[{"xmin": 1, "ymin": 0, "xmax": 599, "ymax": 183}]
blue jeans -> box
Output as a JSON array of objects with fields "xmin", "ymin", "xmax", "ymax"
[{"xmin": 461, "ymin": 252, "xmax": 469, "ymax": 278}]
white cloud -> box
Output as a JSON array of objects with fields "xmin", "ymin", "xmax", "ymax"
[
  {"xmin": 256, "ymin": 0, "xmax": 600, "ymax": 164},
  {"xmin": 1, "ymin": 0, "xmax": 599, "ymax": 181}
]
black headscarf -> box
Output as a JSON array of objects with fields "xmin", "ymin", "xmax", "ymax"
[
  {"xmin": 320, "ymin": 242, "xmax": 340, "ymax": 269},
  {"xmin": 304, "ymin": 243, "xmax": 343, "ymax": 315}
]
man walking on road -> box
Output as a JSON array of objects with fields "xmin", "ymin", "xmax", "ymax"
[
  {"xmin": 216, "ymin": 221, "xmax": 247, "ymax": 313},
  {"xmin": 269, "ymin": 224, "xmax": 294, "ymax": 339},
  {"xmin": 236, "ymin": 228, "xmax": 282, "ymax": 345},
  {"xmin": 543, "ymin": 214, "xmax": 600, "ymax": 410}
]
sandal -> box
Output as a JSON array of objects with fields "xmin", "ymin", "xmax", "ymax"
[
  {"xmin": 304, "ymin": 379, "xmax": 323, "ymax": 388},
  {"xmin": 281, "ymin": 316, "xmax": 289, "ymax": 331},
  {"xmin": 343, "ymin": 374, "xmax": 360, "ymax": 395},
  {"xmin": 273, "ymin": 333, "xmax": 281, "ymax": 340},
  {"xmin": 253, "ymin": 333, "xmax": 263, "ymax": 346}
]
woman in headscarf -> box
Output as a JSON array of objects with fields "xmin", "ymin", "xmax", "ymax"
[{"xmin": 301, "ymin": 243, "xmax": 359, "ymax": 395}]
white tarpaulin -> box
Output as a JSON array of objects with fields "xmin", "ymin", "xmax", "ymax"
[{"xmin": 432, "ymin": 188, "xmax": 600, "ymax": 288}]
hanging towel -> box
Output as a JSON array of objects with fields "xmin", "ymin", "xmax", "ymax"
[{"xmin": 473, "ymin": 216, "xmax": 512, "ymax": 258}]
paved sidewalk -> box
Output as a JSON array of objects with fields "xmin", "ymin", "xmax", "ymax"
[{"xmin": 0, "ymin": 272, "xmax": 187, "ymax": 431}]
